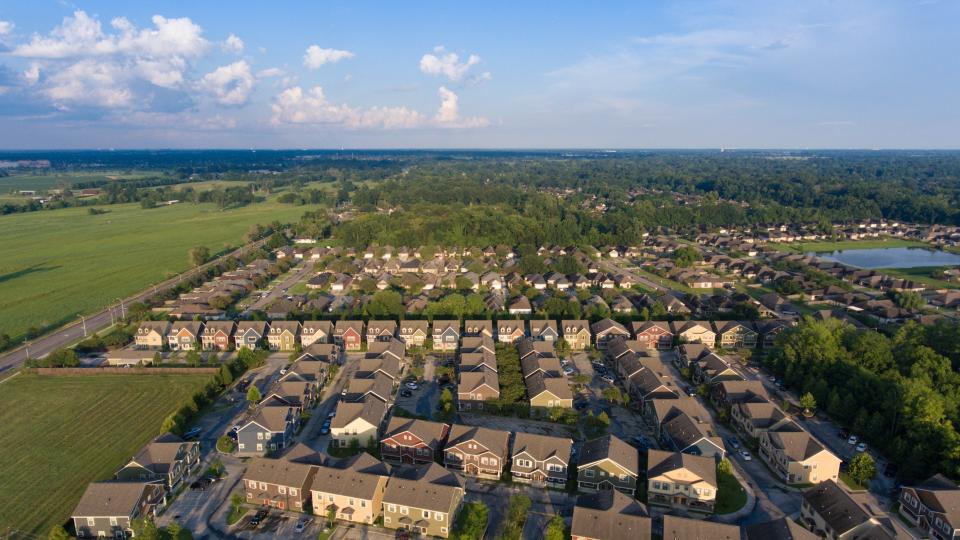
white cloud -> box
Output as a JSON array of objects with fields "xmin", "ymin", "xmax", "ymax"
[
  {"xmin": 0, "ymin": 20, "xmax": 13, "ymax": 37},
  {"xmin": 256, "ymin": 67, "xmax": 284, "ymax": 78},
  {"xmin": 303, "ymin": 45, "xmax": 354, "ymax": 69},
  {"xmin": 121, "ymin": 111, "xmax": 238, "ymax": 130},
  {"xmin": 44, "ymin": 59, "xmax": 132, "ymax": 109},
  {"xmin": 271, "ymin": 85, "xmax": 487, "ymax": 130},
  {"xmin": 23, "ymin": 63, "xmax": 40, "ymax": 85},
  {"xmin": 200, "ymin": 60, "xmax": 255, "ymax": 106},
  {"xmin": 222, "ymin": 33, "xmax": 244, "ymax": 54},
  {"xmin": 419, "ymin": 46, "xmax": 482, "ymax": 81}
]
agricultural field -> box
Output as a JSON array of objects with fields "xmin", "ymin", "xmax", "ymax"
[
  {"xmin": 0, "ymin": 372, "xmax": 214, "ymax": 536},
  {"xmin": 0, "ymin": 198, "xmax": 318, "ymax": 340},
  {"xmin": 0, "ymin": 170, "xmax": 163, "ymax": 194}
]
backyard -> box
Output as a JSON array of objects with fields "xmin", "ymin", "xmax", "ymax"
[{"xmin": 0, "ymin": 372, "xmax": 215, "ymax": 536}]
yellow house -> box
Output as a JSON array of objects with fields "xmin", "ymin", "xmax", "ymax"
[
  {"xmin": 309, "ymin": 454, "xmax": 389, "ymax": 525},
  {"xmin": 646, "ymin": 449, "xmax": 717, "ymax": 514},
  {"xmin": 759, "ymin": 420, "xmax": 840, "ymax": 485}
]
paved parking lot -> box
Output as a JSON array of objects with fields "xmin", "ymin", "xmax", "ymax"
[
  {"xmin": 231, "ymin": 510, "xmax": 323, "ymax": 539},
  {"xmin": 329, "ymin": 525, "xmax": 395, "ymax": 540}
]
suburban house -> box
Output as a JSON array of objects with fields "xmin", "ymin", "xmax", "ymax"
[
  {"xmin": 561, "ymin": 320, "xmax": 592, "ymax": 350},
  {"xmin": 577, "ymin": 434, "xmax": 640, "ymax": 495},
  {"xmin": 167, "ymin": 321, "xmax": 203, "ymax": 351},
  {"xmin": 591, "ymin": 318, "xmax": 630, "ymax": 349},
  {"xmin": 463, "ymin": 320, "xmax": 494, "ymax": 338},
  {"xmin": 713, "ymin": 380, "xmax": 770, "ymax": 411},
  {"xmin": 367, "ymin": 320, "xmax": 398, "ymax": 344},
  {"xmin": 496, "ymin": 320, "xmax": 526, "ymax": 343},
  {"xmin": 334, "ymin": 320, "xmax": 365, "ymax": 351},
  {"xmin": 344, "ymin": 374, "xmax": 394, "ymax": 403},
  {"xmin": 511, "ymin": 432, "xmax": 573, "ymax": 489},
  {"xmin": 631, "ymin": 321, "xmax": 674, "ymax": 350},
  {"xmin": 262, "ymin": 380, "xmax": 317, "ymax": 411},
  {"xmin": 529, "ymin": 319, "xmax": 560, "ymax": 341},
  {"xmin": 899, "ymin": 474, "xmax": 960, "ymax": 540},
  {"xmin": 235, "ymin": 321, "xmax": 268, "ymax": 350},
  {"xmin": 459, "ymin": 352, "xmax": 497, "ymax": 373},
  {"xmin": 356, "ymin": 356, "xmax": 402, "ymax": 383},
  {"xmin": 330, "ymin": 397, "xmax": 387, "ymax": 448},
  {"xmin": 508, "ymin": 296, "xmax": 533, "ymax": 315},
  {"xmin": 759, "ymin": 420, "xmax": 841, "ymax": 485},
  {"xmin": 745, "ymin": 517, "xmax": 820, "ymax": 540},
  {"xmin": 571, "ymin": 490, "xmax": 651, "ymax": 540},
  {"xmin": 661, "ymin": 410, "xmax": 726, "ymax": 460},
  {"xmin": 382, "ymin": 463, "xmax": 464, "ymax": 538},
  {"xmin": 309, "ymin": 453, "xmax": 390, "ymax": 525},
  {"xmin": 672, "ymin": 320, "xmax": 716, "ymax": 348},
  {"xmin": 801, "ymin": 481, "xmax": 898, "ymax": 540},
  {"xmin": 457, "ymin": 368, "xmax": 500, "ymax": 410},
  {"xmin": 646, "ymin": 449, "xmax": 717, "ymax": 513},
  {"xmin": 300, "ymin": 320, "xmax": 334, "ymax": 347},
  {"xmin": 200, "ymin": 320, "xmax": 235, "ymax": 351},
  {"xmin": 236, "ymin": 405, "xmax": 300, "ymax": 456},
  {"xmin": 114, "ymin": 433, "xmax": 200, "ymax": 492},
  {"xmin": 134, "ymin": 321, "xmax": 171, "ymax": 349},
  {"xmin": 432, "ymin": 320, "xmax": 461, "ymax": 351},
  {"xmin": 71, "ymin": 482, "xmax": 166, "ymax": 539},
  {"xmin": 297, "ymin": 343, "xmax": 340, "ymax": 364},
  {"xmin": 731, "ymin": 400, "xmax": 790, "ymax": 442},
  {"xmin": 714, "ymin": 320, "xmax": 758, "ymax": 349},
  {"xmin": 443, "ymin": 424, "xmax": 510, "ymax": 479},
  {"xmin": 243, "ymin": 456, "xmax": 317, "ymax": 512},
  {"xmin": 662, "ymin": 515, "xmax": 739, "ymax": 540},
  {"xmin": 461, "ymin": 336, "xmax": 496, "ymax": 356},
  {"xmin": 398, "ymin": 320, "xmax": 430, "ymax": 348},
  {"xmin": 268, "ymin": 320, "xmax": 301, "ymax": 352},
  {"xmin": 757, "ymin": 319, "xmax": 791, "ymax": 348},
  {"xmin": 608, "ymin": 339, "xmax": 645, "ymax": 362},
  {"xmin": 693, "ymin": 353, "xmax": 743, "ymax": 385},
  {"xmin": 381, "ymin": 417, "xmax": 450, "ymax": 465},
  {"xmin": 526, "ymin": 372, "xmax": 573, "ymax": 409}
]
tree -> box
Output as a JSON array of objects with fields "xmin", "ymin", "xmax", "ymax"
[
  {"xmin": 799, "ymin": 392, "xmax": 817, "ymax": 415},
  {"xmin": 848, "ymin": 452, "xmax": 876, "ymax": 487},
  {"xmin": 43, "ymin": 348, "xmax": 79, "ymax": 367},
  {"xmin": 189, "ymin": 246, "xmax": 211, "ymax": 267},
  {"xmin": 602, "ymin": 386, "xmax": 627, "ymax": 405},
  {"xmin": 48, "ymin": 525, "xmax": 70, "ymax": 540},
  {"xmin": 166, "ymin": 520, "xmax": 182, "ymax": 540},
  {"xmin": 544, "ymin": 515, "xmax": 567, "ymax": 540},
  {"xmin": 451, "ymin": 501, "xmax": 489, "ymax": 540},
  {"xmin": 132, "ymin": 518, "xmax": 159, "ymax": 540},
  {"xmin": 246, "ymin": 385, "xmax": 261, "ymax": 406},
  {"xmin": 717, "ymin": 457, "xmax": 733, "ymax": 476},
  {"xmin": 185, "ymin": 350, "xmax": 201, "ymax": 366},
  {"xmin": 673, "ymin": 246, "xmax": 702, "ymax": 268}
]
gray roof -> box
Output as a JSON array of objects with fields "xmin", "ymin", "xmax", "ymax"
[
  {"xmin": 127, "ymin": 433, "xmax": 194, "ymax": 474},
  {"xmin": 766, "ymin": 421, "xmax": 828, "ymax": 461},
  {"xmin": 662, "ymin": 411, "xmax": 723, "ymax": 453},
  {"xmin": 745, "ymin": 517, "xmax": 820, "ymax": 540},
  {"xmin": 251, "ymin": 405, "xmax": 297, "ymax": 432},
  {"xmin": 525, "ymin": 372, "xmax": 572, "ymax": 401},
  {"xmin": 330, "ymin": 398, "xmax": 386, "ymax": 429},
  {"xmin": 579, "ymin": 434, "xmax": 639, "ymax": 476},
  {"xmin": 245, "ymin": 456, "xmax": 315, "ymax": 488},
  {"xmin": 445, "ymin": 424, "xmax": 509, "ymax": 458},
  {"xmin": 591, "ymin": 318, "xmax": 629, "ymax": 335},
  {"xmin": 458, "ymin": 369, "xmax": 499, "ymax": 395},
  {"xmin": 521, "ymin": 355, "xmax": 563, "ymax": 379},
  {"xmin": 646, "ymin": 449, "xmax": 716, "ymax": 487},
  {"xmin": 572, "ymin": 490, "xmax": 650, "ymax": 540},
  {"xmin": 662, "ymin": 515, "xmax": 740, "ymax": 540},
  {"xmin": 802, "ymin": 480, "xmax": 871, "ymax": 536},
  {"xmin": 512, "ymin": 432, "xmax": 572, "ymax": 463},
  {"xmin": 383, "ymin": 463, "xmax": 463, "ymax": 512},
  {"xmin": 72, "ymin": 482, "xmax": 158, "ymax": 518},
  {"xmin": 345, "ymin": 374, "xmax": 393, "ymax": 402}
]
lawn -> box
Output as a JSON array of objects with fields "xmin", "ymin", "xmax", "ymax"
[
  {"xmin": 878, "ymin": 266, "xmax": 959, "ymax": 290},
  {"xmin": 0, "ymin": 171, "xmax": 161, "ymax": 193},
  {"xmin": 715, "ymin": 468, "xmax": 748, "ymax": 514},
  {"xmin": 839, "ymin": 471, "xmax": 868, "ymax": 492},
  {"xmin": 0, "ymin": 372, "xmax": 214, "ymax": 536},
  {"xmin": 0, "ymin": 199, "xmax": 318, "ymax": 340},
  {"xmin": 769, "ymin": 238, "xmax": 929, "ymax": 252}
]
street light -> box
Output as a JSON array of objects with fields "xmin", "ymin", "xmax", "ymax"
[
  {"xmin": 116, "ymin": 298, "xmax": 126, "ymax": 319},
  {"xmin": 79, "ymin": 314, "xmax": 87, "ymax": 337}
]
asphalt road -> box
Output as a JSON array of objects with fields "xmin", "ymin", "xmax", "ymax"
[
  {"xmin": 597, "ymin": 258, "xmax": 668, "ymax": 292},
  {"xmin": 243, "ymin": 259, "xmax": 313, "ymax": 313},
  {"xmin": 0, "ymin": 239, "xmax": 266, "ymax": 374}
]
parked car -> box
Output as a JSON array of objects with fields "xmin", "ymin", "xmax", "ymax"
[
  {"xmin": 327, "ymin": 410, "xmax": 336, "ymax": 419},
  {"xmin": 728, "ymin": 437, "xmax": 740, "ymax": 450},
  {"xmin": 189, "ymin": 479, "xmax": 210, "ymax": 491},
  {"xmin": 601, "ymin": 375, "xmax": 615, "ymax": 385},
  {"xmin": 249, "ymin": 509, "xmax": 268, "ymax": 528},
  {"xmin": 320, "ymin": 419, "xmax": 331, "ymax": 435},
  {"xmin": 400, "ymin": 389, "xmax": 413, "ymax": 398},
  {"xmin": 847, "ymin": 435, "xmax": 858, "ymax": 445},
  {"xmin": 740, "ymin": 449, "xmax": 752, "ymax": 461},
  {"xmin": 294, "ymin": 518, "xmax": 311, "ymax": 533},
  {"xmin": 856, "ymin": 442, "xmax": 868, "ymax": 453},
  {"xmin": 183, "ymin": 427, "xmax": 202, "ymax": 440},
  {"xmin": 563, "ymin": 366, "xmax": 575, "ymax": 375},
  {"xmin": 405, "ymin": 381, "xmax": 419, "ymax": 390}
]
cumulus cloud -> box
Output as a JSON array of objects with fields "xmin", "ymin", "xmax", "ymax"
[
  {"xmin": 271, "ymin": 85, "xmax": 487, "ymax": 130},
  {"xmin": 45, "ymin": 59, "xmax": 132, "ymax": 109},
  {"xmin": 23, "ymin": 63, "xmax": 40, "ymax": 85},
  {"xmin": 222, "ymin": 33, "xmax": 244, "ymax": 54},
  {"xmin": 0, "ymin": 20, "xmax": 13, "ymax": 36},
  {"xmin": 200, "ymin": 60, "xmax": 255, "ymax": 106},
  {"xmin": 303, "ymin": 45, "xmax": 354, "ymax": 69},
  {"xmin": 419, "ymin": 46, "xmax": 482, "ymax": 81},
  {"xmin": 256, "ymin": 67, "xmax": 284, "ymax": 78}
]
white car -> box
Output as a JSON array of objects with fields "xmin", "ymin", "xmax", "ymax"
[
  {"xmin": 856, "ymin": 442, "xmax": 868, "ymax": 453},
  {"xmin": 847, "ymin": 435, "xmax": 858, "ymax": 445},
  {"xmin": 405, "ymin": 382, "xmax": 419, "ymax": 390},
  {"xmin": 740, "ymin": 449, "xmax": 752, "ymax": 461}
]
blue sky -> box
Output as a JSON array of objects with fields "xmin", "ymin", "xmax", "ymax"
[{"xmin": 0, "ymin": 0, "xmax": 957, "ymax": 149}]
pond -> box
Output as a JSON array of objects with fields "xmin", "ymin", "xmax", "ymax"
[{"xmin": 807, "ymin": 247, "xmax": 960, "ymax": 269}]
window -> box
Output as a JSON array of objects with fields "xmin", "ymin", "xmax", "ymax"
[
  {"xmin": 387, "ymin": 504, "xmax": 397, "ymax": 513},
  {"xmin": 547, "ymin": 464, "xmax": 562, "ymax": 472},
  {"xmin": 423, "ymin": 510, "xmax": 430, "ymax": 518},
  {"xmin": 248, "ymin": 480, "xmax": 257, "ymax": 488},
  {"xmin": 257, "ymin": 432, "xmax": 264, "ymax": 440},
  {"xmin": 279, "ymin": 486, "xmax": 286, "ymax": 495},
  {"xmin": 349, "ymin": 498, "xmax": 355, "ymax": 506},
  {"xmin": 584, "ymin": 469, "xmax": 595, "ymax": 478},
  {"xmin": 435, "ymin": 512, "xmax": 443, "ymax": 521},
  {"xmin": 385, "ymin": 517, "xmax": 391, "ymax": 524},
  {"xmin": 400, "ymin": 507, "xmax": 409, "ymax": 515},
  {"xmin": 109, "ymin": 517, "xmax": 117, "ymax": 526},
  {"xmin": 361, "ymin": 501, "xmax": 367, "ymax": 508},
  {"xmin": 619, "ymin": 474, "xmax": 628, "ymax": 481},
  {"xmin": 328, "ymin": 495, "xmax": 334, "ymax": 502},
  {"xmin": 516, "ymin": 459, "xmax": 532, "ymax": 468},
  {"xmin": 87, "ymin": 518, "xmax": 96, "ymax": 526},
  {"xmin": 441, "ymin": 527, "xmax": 448, "ymax": 534},
  {"xmin": 290, "ymin": 488, "xmax": 297, "ymax": 496}
]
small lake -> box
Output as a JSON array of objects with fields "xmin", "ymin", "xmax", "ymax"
[{"xmin": 807, "ymin": 247, "xmax": 960, "ymax": 269}]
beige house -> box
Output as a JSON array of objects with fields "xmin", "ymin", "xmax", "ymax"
[
  {"xmin": 646, "ymin": 449, "xmax": 717, "ymax": 514},
  {"xmin": 300, "ymin": 321, "xmax": 333, "ymax": 347},
  {"xmin": 330, "ymin": 398, "xmax": 387, "ymax": 448},
  {"xmin": 672, "ymin": 321, "xmax": 716, "ymax": 348},
  {"xmin": 577, "ymin": 435, "xmax": 639, "ymax": 495},
  {"xmin": 398, "ymin": 320, "xmax": 429, "ymax": 348},
  {"xmin": 167, "ymin": 321, "xmax": 203, "ymax": 351},
  {"xmin": 268, "ymin": 320, "xmax": 301, "ymax": 351},
  {"xmin": 561, "ymin": 320, "xmax": 592, "ymax": 350},
  {"xmin": 511, "ymin": 432, "xmax": 573, "ymax": 489},
  {"xmin": 309, "ymin": 453, "xmax": 389, "ymax": 525},
  {"xmin": 382, "ymin": 463, "xmax": 464, "ymax": 538},
  {"xmin": 527, "ymin": 373, "xmax": 573, "ymax": 409},
  {"xmin": 759, "ymin": 420, "xmax": 840, "ymax": 485},
  {"xmin": 714, "ymin": 320, "xmax": 758, "ymax": 349},
  {"xmin": 134, "ymin": 321, "xmax": 171, "ymax": 349}
]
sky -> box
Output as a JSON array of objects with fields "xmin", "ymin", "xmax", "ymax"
[{"xmin": 0, "ymin": 0, "xmax": 957, "ymax": 149}]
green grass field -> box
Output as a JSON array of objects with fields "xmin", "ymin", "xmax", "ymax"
[
  {"xmin": 0, "ymin": 372, "xmax": 214, "ymax": 535},
  {"xmin": 769, "ymin": 238, "xmax": 929, "ymax": 252},
  {"xmin": 0, "ymin": 171, "xmax": 162, "ymax": 193},
  {"xmin": 878, "ymin": 266, "xmax": 960, "ymax": 290},
  {"xmin": 0, "ymin": 199, "xmax": 318, "ymax": 340}
]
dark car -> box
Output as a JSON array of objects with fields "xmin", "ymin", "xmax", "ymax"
[
  {"xmin": 249, "ymin": 509, "xmax": 268, "ymax": 528},
  {"xmin": 189, "ymin": 479, "xmax": 209, "ymax": 491},
  {"xmin": 400, "ymin": 389, "xmax": 413, "ymax": 398}
]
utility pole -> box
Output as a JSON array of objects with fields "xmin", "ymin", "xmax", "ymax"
[
  {"xmin": 24, "ymin": 339, "xmax": 30, "ymax": 360},
  {"xmin": 117, "ymin": 298, "xmax": 126, "ymax": 319},
  {"xmin": 80, "ymin": 314, "xmax": 87, "ymax": 337}
]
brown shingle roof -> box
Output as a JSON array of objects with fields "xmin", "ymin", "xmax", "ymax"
[
  {"xmin": 579, "ymin": 434, "xmax": 639, "ymax": 476},
  {"xmin": 662, "ymin": 515, "xmax": 739, "ymax": 540},
  {"xmin": 383, "ymin": 417, "xmax": 448, "ymax": 446},
  {"xmin": 245, "ymin": 456, "xmax": 315, "ymax": 488},
  {"xmin": 72, "ymin": 482, "xmax": 158, "ymax": 518},
  {"xmin": 646, "ymin": 449, "xmax": 716, "ymax": 488},
  {"xmin": 445, "ymin": 425, "xmax": 509, "ymax": 458},
  {"xmin": 512, "ymin": 432, "xmax": 572, "ymax": 463},
  {"xmin": 745, "ymin": 517, "xmax": 819, "ymax": 540},
  {"xmin": 571, "ymin": 490, "xmax": 650, "ymax": 540},
  {"xmin": 383, "ymin": 463, "xmax": 463, "ymax": 512}
]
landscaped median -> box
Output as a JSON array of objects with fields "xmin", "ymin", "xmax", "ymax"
[{"xmin": 715, "ymin": 458, "xmax": 749, "ymax": 515}]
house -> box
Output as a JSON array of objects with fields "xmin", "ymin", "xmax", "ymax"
[
  {"xmin": 356, "ymin": 355, "xmax": 402, "ymax": 382},
  {"xmin": 624, "ymin": 358, "xmax": 681, "ymax": 404},
  {"xmin": 899, "ymin": 474, "xmax": 960, "ymax": 540},
  {"xmin": 459, "ymin": 352, "xmax": 497, "ymax": 372},
  {"xmin": 801, "ymin": 480, "xmax": 897, "ymax": 540},
  {"xmin": 527, "ymin": 372, "xmax": 573, "ymax": 409},
  {"xmin": 508, "ymin": 296, "xmax": 533, "ymax": 315},
  {"xmin": 461, "ymin": 336, "xmax": 496, "ymax": 356},
  {"xmin": 167, "ymin": 321, "xmax": 203, "ymax": 351},
  {"xmin": 330, "ymin": 397, "xmax": 387, "ymax": 448},
  {"xmin": 71, "ymin": 482, "xmax": 166, "ymax": 539},
  {"xmin": 382, "ymin": 463, "xmax": 464, "ymax": 538},
  {"xmin": 693, "ymin": 353, "xmax": 743, "ymax": 385},
  {"xmin": 731, "ymin": 400, "xmax": 789, "ymax": 442},
  {"xmin": 714, "ymin": 320, "xmax": 758, "ymax": 348},
  {"xmin": 759, "ymin": 421, "xmax": 840, "ymax": 485},
  {"xmin": 511, "ymin": 432, "xmax": 573, "ymax": 489},
  {"xmin": 334, "ymin": 320, "xmax": 365, "ymax": 351},
  {"xmin": 672, "ymin": 320, "xmax": 716, "ymax": 348},
  {"xmin": 398, "ymin": 320, "xmax": 430, "ymax": 348},
  {"xmin": 432, "ymin": 320, "xmax": 460, "ymax": 351},
  {"xmin": 631, "ymin": 321, "xmax": 673, "ymax": 350},
  {"xmin": 757, "ymin": 319, "xmax": 791, "ymax": 348},
  {"xmin": 561, "ymin": 319, "xmax": 591, "ymax": 350},
  {"xmin": 577, "ymin": 434, "xmax": 639, "ymax": 495},
  {"xmin": 301, "ymin": 320, "xmax": 334, "ymax": 347},
  {"xmin": 745, "ymin": 517, "xmax": 819, "ymax": 540},
  {"xmin": 661, "ymin": 410, "xmax": 725, "ymax": 460},
  {"xmin": 646, "ymin": 450, "xmax": 717, "ymax": 513},
  {"xmin": 200, "ymin": 321, "xmax": 235, "ymax": 351},
  {"xmin": 463, "ymin": 320, "xmax": 494, "ymax": 338},
  {"xmin": 381, "ymin": 417, "xmax": 449, "ymax": 465},
  {"xmin": 367, "ymin": 320, "xmax": 398, "ymax": 344},
  {"xmin": 529, "ymin": 319, "xmax": 559, "ymax": 341},
  {"xmin": 497, "ymin": 320, "xmax": 525, "ymax": 343},
  {"xmin": 267, "ymin": 320, "xmax": 301, "ymax": 351},
  {"xmin": 296, "ymin": 343, "xmax": 340, "ymax": 365},
  {"xmin": 457, "ymin": 369, "xmax": 500, "ymax": 410},
  {"xmin": 135, "ymin": 321, "xmax": 171, "ymax": 349},
  {"xmin": 236, "ymin": 405, "xmax": 300, "ymax": 456},
  {"xmin": 235, "ymin": 321, "xmax": 268, "ymax": 350},
  {"xmin": 443, "ymin": 424, "xmax": 510, "ymax": 479},
  {"xmin": 344, "ymin": 374, "xmax": 394, "ymax": 404},
  {"xmin": 244, "ymin": 455, "xmax": 317, "ymax": 512},
  {"xmin": 608, "ymin": 339, "xmax": 645, "ymax": 362},
  {"xmin": 591, "ymin": 318, "xmax": 630, "ymax": 349},
  {"xmin": 571, "ymin": 490, "xmax": 651, "ymax": 540},
  {"xmin": 661, "ymin": 515, "xmax": 739, "ymax": 540},
  {"xmin": 115, "ymin": 433, "xmax": 200, "ymax": 491},
  {"xmin": 713, "ymin": 380, "xmax": 770, "ymax": 410},
  {"xmin": 310, "ymin": 453, "xmax": 390, "ymax": 525},
  {"xmin": 105, "ymin": 349, "xmax": 158, "ymax": 366}
]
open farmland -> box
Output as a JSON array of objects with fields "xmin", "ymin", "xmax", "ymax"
[
  {"xmin": 0, "ymin": 199, "xmax": 317, "ymax": 340},
  {"xmin": 0, "ymin": 171, "xmax": 163, "ymax": 193},
  {"xmin": 0, "ymin": 372, "xmax": 214, "ymax": 536}
]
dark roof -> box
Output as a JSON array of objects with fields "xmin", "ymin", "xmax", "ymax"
[
  {"xmin": 72, "ymin": 482, "xmax": 157, "ymax": 518},
  {"xmin": 383, "ymin": 463, "xmax": 463, "ymax": 512},
  {"xmin": 662, "ymin": 515, "xmax": 740, "ymax": 540},
  {"xmin": 745, "ymin": 517, "xmax": 819, "ymax": 540},
  {"xmin": 646, "ymin": 449, "xmax": 716, "ymax": 487},
  {"xmin": 245, "ymin": 456, "xmax": 315, "ymax": 488},
  {"xmin": 571, "ymin": 490, "xmax": 650, "ymax": 540},
  {"xmin": 512, "ymin": 432, "xmax": 572, "ymax": 463},
  {"xmin": 579, "ymin": 434, "xmax": 638, "ymax": 476},
  {"xmin": 802, "ymin": 480, "xmax": 871, "ymax": 536}
]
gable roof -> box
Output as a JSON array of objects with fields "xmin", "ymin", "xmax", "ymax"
[
  {"xmin": 766, "ymin": 421, "xmax": 831, "ymax": 461},
  {"xmin": 458, "ymin": 369, "xmax": 499, "ymax": 395},
  {"xmin": 802, "ymin": 480, "xmax": 871, "ymax": 536},
  {"xmin": 245, "ymin": 456, "xmax": 315, "ymax": 487},
  {"xmin": 445, "ymin": 424, "xmax": 510, "ymax": 457},
  {"xmin": 525, "ymin": 372, "xmax": 573, "ymax": 401},
  {"xmin": 579, "ymin": 434, "xmax": 638, "ymax": 476},
  {"xmin": 745, "ymin": 517, "xmax": 820, "ymax": 540},
  {"xmin": 591, "ymin": 318, "xmax": 629, "ymax": 335},
  {"xmin": 331, "ymin": 398, "xmax": 386, "ymax": 429},
  {"xmin": 126, "ymin": 433, "xmax": 193, "ymax": 474},
  {"xmin": 383, "ymin": 417, "xmax": 448, "ymax": 446},
  {"xmin": 382, "ymin": 463, "xmax": 463, "ymax": 512},
  {"xmin": 398, "ymin": 320, "xmax": 429, "ymax": 334},
  {"xmin": 572, "ymin": 490, "xmax": 650, "ymax": 540},
  {"xmin": 308, "ymin": 461, "xmax": 387, "ymax": 501},
  {"xmin": 662, "ymin": 515, "xmax": 739, "ymax": 540},
  {"xmin": 72, "ymin": 482, "xmax": 157, "ymax": 518},
  {"xmin": 250, "ymin": 405, "xmax": 297, "ymax": 432},
  {"xmin": 646, "ymin": 449, "xmax": 716, "ymax": 487},
  {"xmin": 512, "ymin": 432, "xmax": 572, "ymax": 463},
  {"xmin": 560, "ymin": 320, "xmax": 590, "ymax": 335}
]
